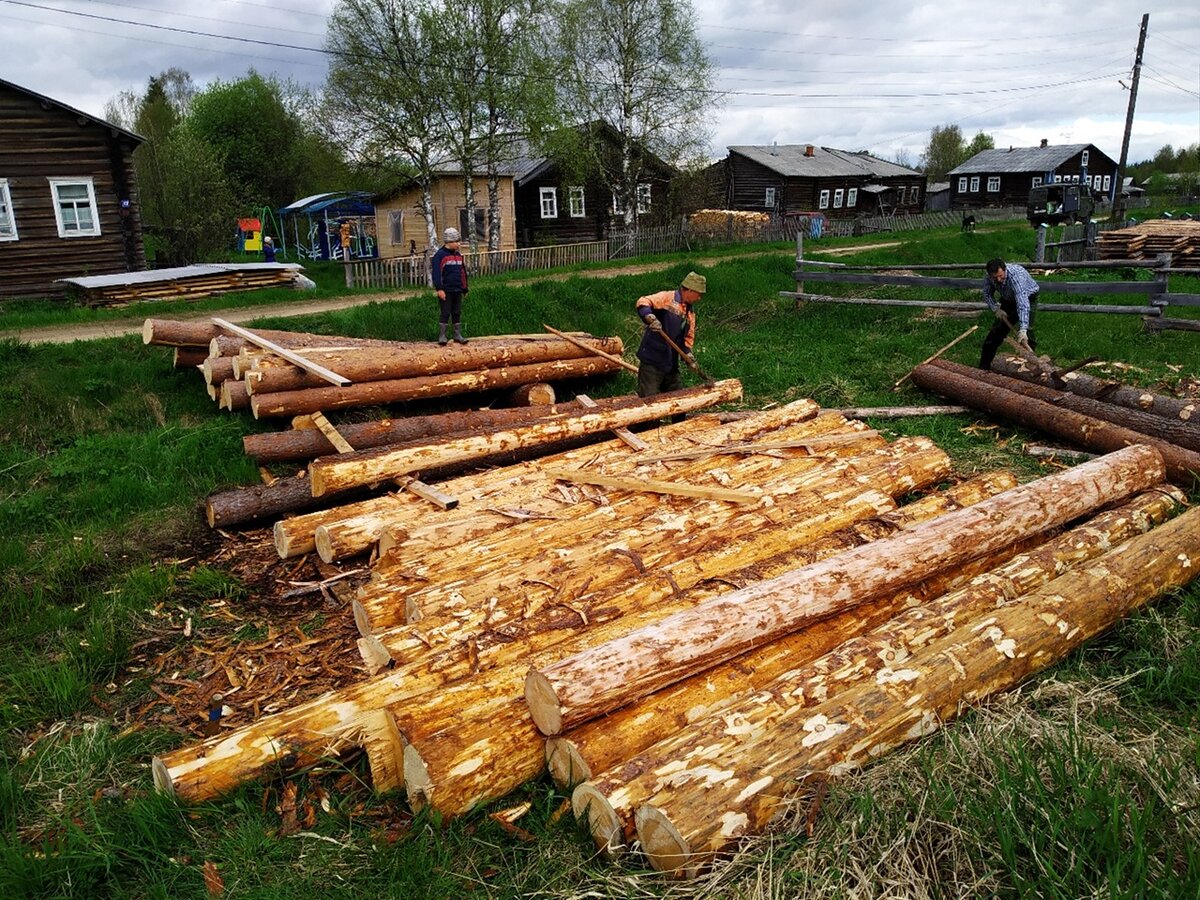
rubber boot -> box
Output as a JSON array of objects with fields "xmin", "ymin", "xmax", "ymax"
[
  {"xmin": 438, "ymin": 323, "xmax": 448, "ymax": 346},
  {"xmin": 453, "ymin": 324, "xmax": 468, "ymax": 345}
]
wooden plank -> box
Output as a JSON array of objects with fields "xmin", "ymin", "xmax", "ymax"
[
  {"xmin": 782, "ymin": 293, "xmax": 1164, "ymax": 315},
  {"xmin": 540, "ymin": 469, "xmax": 757, "ymax": 504},
  {"xmin": 576, "ymin": 394, "xmax": 649, "ymax": 451},
  {"xmin": 211, "ymin": 318, "xmax": 351, "ymax": 387},
  {"xmin": 309, "ymin": 411, "xmax": 355, "ymax": 454},
  {"xmin": 790, "ymin": 270, "xmax": 1161, "ymax": 295},
  {"xmin": 400, "ymin": 478, "xmax": 460, "ymax": 510},
  {"xmin": 543, "ymin": 324, "xmax": 639, "ymax": 374},
  {"xmin": 638, "ymin": 431, "xmax": 880, "ymax": 463},
  {"xmin": 893, "ymin": 325, "xmax": 978, "ymax": 390}
]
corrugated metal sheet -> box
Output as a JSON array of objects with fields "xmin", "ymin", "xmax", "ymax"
[
  {"xmin": 728, "ymin": 145, "xmax": 920, "ymax": 179},
  {"xmin": 58, "ymin": 263, "xmax": 302, "ymax": 289},
  {"xmin": 949, "ymin": 145, "xmax": 1091, "ymax": 175}
]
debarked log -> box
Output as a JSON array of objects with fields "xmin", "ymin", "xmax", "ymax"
[
  {"xmin": 910, "ymin": 363, "xmax": 1200, "ymax": 485},
  {"xmin": 250, "ymin": 357, "xmax": 627, "ymax": 418},
  {"xmin": 306, "ymin": 379, "xmax": 744, "ymax": 499},
  {"xmin": 523, "ymin": 445, "xmax": 1166, "ymax": 736},
  {"xmin": 568, "ymin": 487, "xmax": 1183, "ymax": 859},
  {"xmin": 629, "ymin": 502, "xmax": 1200, "ymax": 877}
]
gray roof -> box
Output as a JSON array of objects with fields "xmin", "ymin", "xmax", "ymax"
[
  {"xmin": 729, "ymin": 145, "xmax": 921, "ymax": 179},
  {"xmin": 948, "ymin": 144, "xmax": 1096, "ymax": 175}
]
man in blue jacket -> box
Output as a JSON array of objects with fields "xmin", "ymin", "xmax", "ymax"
[
  {"xmin": 980, "ymin": 257, "xmax": 1038, "ymax": 369},
  {"xmin": 431, "ymin": 227, "xmax": 468, "ymax": 345}
]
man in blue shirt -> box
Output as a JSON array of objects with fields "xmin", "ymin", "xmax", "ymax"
[
  {"xmin": 980, "ymin": 257, "xmax": 1038, "ymax": 369},
  {"xmin": 431, "ymin": 227, "xmax": 468, "ymax": 345}
]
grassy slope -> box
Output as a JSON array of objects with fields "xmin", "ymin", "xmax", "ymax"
[{"xmin": 1, "ymin": 222, "xmax": 1198, "ymax": 897}]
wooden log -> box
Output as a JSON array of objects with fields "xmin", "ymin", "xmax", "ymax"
[
  {"xmin": 1025, "ymin": 444, "xmax": 1097, "ymax": 462},
  {"xmin": 218, "ymin": 380, "xmax": 250, "ymax": 412},
  {"xmin": 910, "ymin": 363, "xmax": 1200, "ymax": 485},
  {"xmin": 243, "ymin": 389, "xmax": 724, "ymax": 465},
  {"xmin": 250, "ymin": 357, "xmax": 626, "ymax": 419},
  {"xmin": 201, "ymin": 355, "xmax": 237, "ymax": 387},
  {"xmin": 1144, "ymin": 315, "xmax": 1200, "ymax": 333},
  {"xmin": 173, "ymin": 347, "xmax": 209, "ymax": 369},
  {"xmin": 306, "ymin": 380, "xmax": 744, "ymax": 498},
  {"xmin": 205, "ymin": 473, "xmax": 358, "ymax": 529},
  {"xmin": 523, "ymin": 445, "xmax": 1166, "ymax": 736},
  {"xmin": 244, "ymin": 338, "xmax": 625, "ymax": 394},
  {"xmin": 832, "ymin": 406, "xmax": 970, "ymax": 419},
  {"xmin": 145, "ymin": 319, "xmax": 386, "ymax": 350},
  {"xmin": 509, "ymin": 383, "xmax": 557, "ymax": 406},
  {"xmin": 929, "ymin": 358, "xmax": 1200, "ymax": 453},
  {"xmin": 568, "ymin": 488, "xmax": 1183, "ymax": 857},
  {"xmin": 991, "ymin": 354, "xmax": 1199, "ymax": 423},
  {"xmin": 400, "ymin": 478, "xmax": 458, "ymax": 510},
  {"xmin": 628, "ymin": 503, "xmax": 1200, "ymax": 877},
  {"xmin": 212, "ymin": 319, "xmax": 351, "ymax": 387},
  {"xmin": 541, "ymin": 469, "xmax": 757, "ymax": 504},
  {"xmin": 309, "ymin": 411, "xmax": 355, "ymax": 454},
  {"xmin": 891, "ymin": 325, "xmax": 978, "ymax": 390}
]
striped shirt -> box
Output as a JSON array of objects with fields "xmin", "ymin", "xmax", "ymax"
[{"xmin": 983, "ymin": 263, "xmax": 1039, "ymax": 331}]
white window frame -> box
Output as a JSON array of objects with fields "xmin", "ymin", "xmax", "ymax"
[
  {"xmin": 0, "ymin": 178, "xmax": 17, "ymax": 241},
  {"xmin": 1102, "ymin": 175, "xmax": 1111, "ymax": 191},
  {"xmin": 1032, "ymin": 176, "xmax": 1043, "ymax": 188},
  {"xmin": 636, "ymin": 183, "xmax": 652, "ymax": 214},
  {"xmin": 48, "ymin": 177, "xmax": 101, "ymax": 237},
  {"xmin": 568, "ymin": 186, "xmax": 586, "ymax": 218},
  {"xmin": 833, "ymin": 188, "xmax": 844, "ymax": 208},
  {"xmin": 539, "ymin": 186, "xmax": 558, "ymax": 219},
  {"xmin": 1085, "ymin": 175, "xmax": 1093, "ymax": 187},
  {"xmin": 969, "ymin": 176, "xmax": 980, "ymax": 193},
  {"xmin": 612, "ymin": 191, "xmax": 624, "ymax": 216},
  {"xmin": 764, "ymin": 186, "xmax": 776, "ymax": 208},
  {"xmin": 987, "ymin": 176, "xmax": 1000, "ymax": 192},
  {"xmin": 818, "ymin": 189, "xmax": 830, "ymax": 209},
  {"xmin": 1055, "ymin": 174, "xmax": 1063, "ymax": 183},
  {"xmin": 958, "ymin": 177, "xmax": 968, "ymax": 193},
  {"xmin": 1081, "ymin": 150, "xmax": 1090, "ymax": 167},
  {"xmin": 846, "ymin": 188, "xmax": 858, "ymax": 207}
]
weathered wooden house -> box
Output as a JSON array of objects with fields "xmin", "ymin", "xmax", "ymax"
[
  {"xmin": 0, "ymin": 77, "xmax": 145, "ymax": 300},
  {"xmin": 947, "ymin": 141, "xmax": 1119, "ymax": 210},
  {"xmin": 721, "ymin": 145, "xmax": 925, "ymax": 219}
]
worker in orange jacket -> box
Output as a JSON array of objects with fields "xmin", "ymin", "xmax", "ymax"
[{"xmin": 635, "ymin": 271, "xmax": 705, "ymax": 397}]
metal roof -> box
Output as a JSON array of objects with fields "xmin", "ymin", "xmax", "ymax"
[
  {"xmin": 57, "ymin": 263, "xmax": 302, "ymax": 289},
  {"xmin": 728, "ymin": 145, "xmax": 921, "ymax": 179},
  {"xmin": 1, "ymin": 76, "xmax": 144, "ymax": 144},
  {"xmin": 279, "ymin": 191, "xmax": 375, "ymax": 216},
  {"xmin": 948, "ymin": 144, "xmax": 1096, "ymax": 175}
]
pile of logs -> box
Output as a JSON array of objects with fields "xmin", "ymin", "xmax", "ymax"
[
  {"xmin": 911, "ymin": 355, "xmax": 1200, "ymax": 486},
  {"xmin": 1096, "ymin": 220, "xmax": 1200, "ymax": 265},
  {"xmin": 61, "ymin": 264, "xmax": 304, "ymax": 307},
  {"xmin": 144, "ymin": 318, "xmax": 628, "ymax": 416},
  {"xmin": 149, "ymin": 388, "xmax": 1200, "ymax": 878}
]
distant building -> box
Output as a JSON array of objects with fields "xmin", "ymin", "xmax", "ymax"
[
  {"xmin": 0, "ymin": 77, "xmax": 145, "ymax": 300},
  {"xmin": 719, "ymin": 145, "xmax": 925, "ymax": 219},
  {"xmin": 947, "ymin": 141, "xmax": 1118, "ymax": 210},
  {"xmin": 925, "ymin": 182, "xmax": 951, "ymax": 212}
]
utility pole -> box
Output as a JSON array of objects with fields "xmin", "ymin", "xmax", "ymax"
[{"xmin": 1112, "ymin": 13, "xmax": 1149, "ymax": 222}]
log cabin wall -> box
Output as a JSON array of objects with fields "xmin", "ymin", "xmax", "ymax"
[
  {"xmin": 0, "ymin": 79, "xmax": 145, "ymax": 300},
  {"xmin": 374, "ymin": 174, "xmax": 518, "ymax": 259}
]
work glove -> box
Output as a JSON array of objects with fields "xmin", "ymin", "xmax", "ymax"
[
  {"xmin": 1016, "ymin": 329, "xmax": 1030, "ymax": 349},
  {"xmin": 644, "ymin": 317, "xmax": 663, "ymax": 332},
  {"xmin": 683, "ymin": 352, "xmax": 696, "ymax": 365}
]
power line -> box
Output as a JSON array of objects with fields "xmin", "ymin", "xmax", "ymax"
[
  {"xmin": 700, "ymin": 21, "xmax": 1120, "ymax": 44},
  {"xmin": 77, "ymin": 0, "xmax": 327, "ymax": 40}
]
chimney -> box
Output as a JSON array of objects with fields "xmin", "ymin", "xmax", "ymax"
[
  {"xmin": 805, "ymin": 145, "xmax": 815, "ymax": 157},
  {"xmin": 771, "ymin": 140, "xmax": 778, "ymax": 156},
  {"xmin": 1040, "ymin": 138, "xmax": 1048, "ymax": 148}
]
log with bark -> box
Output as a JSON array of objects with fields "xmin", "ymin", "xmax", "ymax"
[
  {"xmin": 249, "ymin": 357, "xmax": 626, "ymax": 418},
  {"xmin": 523, "ymin": 445, "xmax": 1166, "ymax": 736},
  {"xmin": 509, "ymin": 383, "xmax": 556, "ymax": 406},
  {"xmin": 201, "ymin": 355, "xmax": 238, "ymax": 387},
  {"xmin": 173, "ymin": 347, "xmax": 208, "ymax": 369},
  {"xmin": 627, "ymin": 503, "xmax": 1200, "ymax": 877},
  {"xmin": 909, "ymin": 362, "xmax": 1200, "ymax": 485},
  {"xmin": 568, "ymin": 487, "xmax": 1183, "ymax": 859},
  {"xmin": 991, "ymin": 354, "xmax": 1198, "ymax": 423},
  {"xmin": 218, "ymin": 380, "xmax": 251, "ymax": 412}
]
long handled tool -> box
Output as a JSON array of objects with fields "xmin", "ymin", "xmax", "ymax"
[
  {"xmin": 994, "ymin": 310, "xmax": 1098, "ymax": 386},
  {"xmin": 892, "ymin": 324, "xmax": 978, "ymax": 391},
  {"xmin": 647, "ymin": 323, "xmax": 716, "ymax": 386}
]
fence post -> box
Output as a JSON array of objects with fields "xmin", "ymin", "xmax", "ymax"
[
  {"xmin": 1152, "ymin": 253, "xmax": 1172, "ymax": 310},
  {"xmin": 794, "ymin": 229, "xmax": 805, "ymax": 308},
  {"xmin": 1035, "ymin": 225, "xmax": 1047, "ymax": 263},
  {"xmin": 344, "ymin": 257, "xmax": 354, "ymax": 289}
]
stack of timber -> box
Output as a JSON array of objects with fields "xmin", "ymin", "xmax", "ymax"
[
  {"xmin": 1096, "ymin": 220, "xmax": 1200, "ymax": 265},
  {"xmin": 142, "ymin": 317, "xmax": 628, "ymax": 416},
  {"xmin": 61, "ymin": 264, "xmax": 304, "ymax": 307},
  {"xmin": 151, "ymin": 399, "xmax": 1200, "ymax": 880},
  {"xmin": 910, "ymin": 355, "xmax": 1200, "ymax": 486}
]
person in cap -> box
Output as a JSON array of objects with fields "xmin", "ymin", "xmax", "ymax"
[
  {"xmin": 431, "ymin": 227, "xmax": 469, "ymax": 345},
  {"xmin": 635, "ymin": 271, "xmax": 705, "ymax": 397},
  {"xmin": 262, "ymin": 236, "xmax": 276, "ymax": 263},
  {"xmin": 979, "ymin": 257, "xmax": 1038, "ymax": 369}
]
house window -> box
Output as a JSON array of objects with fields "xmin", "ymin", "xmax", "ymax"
[
  {"xmin": 539, "ymin": 187, "xmax": 557, "ymax": 219},
  {"xmin": 846, "ymin": 188, "xmax": 857, "ymax": 207},
  {"xmin": 818, "ymin": 189, "xmax": 830, "ymax": 209},
  {"xmin": 458, "ymin": 207, "xmax": 486, "ymax": 239},
  {"xmin": 1054, "ymin": 174, "xmax": 1063, "ymax": 183},
  {"xmin": 1085, "ymin": 175, "xmax": 1093, "ymax": 187},
  {"xmin": 1032, "ymin": 176, "xmax": 1043, "ymax": 188},
  {"xmin": 568, "ymin": 186, "xmax": 585, "ymax": 218},
  {"xmin": 49, "ymin": 177, "xmax": 100, "ymax": 237},
  {"xmin": 1081, "ymin": 150, "xmax": 1090, "ymax": 167},
  {"xmin": 388, "ymin": 210, "xmax": 404, "ymax": 245},
  {"xmin": 636, "ymin": 183, "xmax": 652, "ymax": 214},
  {"xmin": 612, "ymin": 191, "xmax": 624, "ymax": 216},
  {"xmin": 1102, "ymin": 175, "xmax": 1111, "ymax": 191},
  {"xmin": 764, "ymin": 187, "xmax": 776, "ymax": 208},
  {"xmin": 833, "ymin": 188, "xmax": 844, "ymax": 208},
  {"xmin": 958, "ymin": 177, "xmax": 968, "ymax": 193},
  {"xmin": 987, "ymin": 177, "xmax": 1000, "ymax": 192},
  {"xmin": 969, "ymin": 177, "xmax": 980, "ymax": 193},
  {"xmin": 0, "ymin": 179, "xmax": 16, "ymax": 241}
]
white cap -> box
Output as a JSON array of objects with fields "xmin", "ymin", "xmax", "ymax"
[{"xmin": 444, "ymin": 227, "xmax": 460, "ymax": 242}]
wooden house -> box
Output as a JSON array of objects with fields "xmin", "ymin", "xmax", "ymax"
[
  {"xmin": 947, "ymin": 141, "xmax": 1119, "ymax": 210},
  {"xmin": 721, "ymin": 145, "xmax": 925, "ymax": 219},
  {"xmin": 0, "ymin": 77, "xmax": 145, "ymax": 300}
]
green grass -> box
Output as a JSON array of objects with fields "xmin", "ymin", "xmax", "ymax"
[{"xmin": 2, "ymin": 222, "xmax": 1199, "ymax": 896}]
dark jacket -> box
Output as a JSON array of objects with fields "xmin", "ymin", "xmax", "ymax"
[
  {"xmin": 431, "ymin": 245, "xmax": 468, "ymax": 293},
  {"xmin": 636, "ymin": 289, "xmax": 695, "ymax": 371}
]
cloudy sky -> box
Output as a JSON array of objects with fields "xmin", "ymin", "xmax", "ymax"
[{"xmin": 1, "ymin": 0, "xmax": 1197, "ymax": 167}]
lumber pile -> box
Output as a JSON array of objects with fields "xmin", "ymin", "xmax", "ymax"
[
  {"xmin": 60, "ymin": 264, "xmax": 304, "ymax": 307},
  {"xmin": 912, "ymin": 355, "xmax": 1200, "ymax": 486},
  {"xmin": 1096, "ymin": 220, "xmax": 1200, "ymax": 265},
  {"xmin": 150, "ymin": 381, "xmax": 1200, "ymax": 882},
  {"xmin": 687, "ymin": 209, "xmax": 772, "ymax": 239}
]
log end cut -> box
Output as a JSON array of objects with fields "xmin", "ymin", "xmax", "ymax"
[
  {"xmin": 403, "ymin": 743, "xmax": 433, "ymax": 812},
  {"xmin": 636, "ymin": 804, "xmax": 698, "ymax": 879},
  {"xmin": 545, "ymin": 737, "xmax": 591, "ymax": 790},
  {"xmin": 313, "ymin": 525, "xmax": 336, "ymax": 563},
  {"xmin": 151, "ymin": 756, "xmax": 175, "ymax": 795},
  {"xmin": 571, "ymin": 782, "xmax": 627, "ymax": 860},
  {"xmin": 524, "ymin": 669, "xmax": 563, "ymax": 735}
]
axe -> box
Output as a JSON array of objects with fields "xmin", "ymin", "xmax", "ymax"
[{"xmin": 646, "ymin": 322, "xmax": 716, "ymax": 386}]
